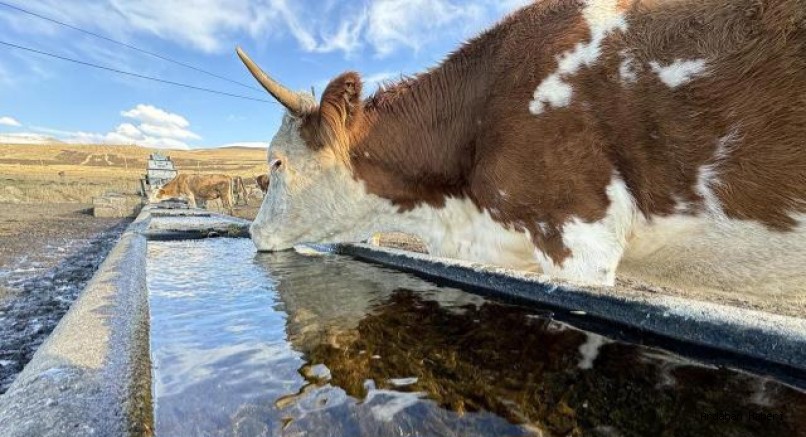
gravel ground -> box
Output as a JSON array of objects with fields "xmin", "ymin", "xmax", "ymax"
[{"xmin": 0, "ymin": 204, "xmax": 131, "ymax": 393}]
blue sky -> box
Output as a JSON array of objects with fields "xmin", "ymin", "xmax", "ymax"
[{"xmin": 0, "ymin": 0, "xmax": 529, "ymax": 149}]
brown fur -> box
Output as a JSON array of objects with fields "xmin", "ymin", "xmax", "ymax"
[
  {"xmin": 155, "ymin": 173, "xmax": 235, "ymax": 214},
  {"xmin": 256, "ymin": 173, "xmax": 270, "ymax": 193},
  {"xmin": 299, "ymin": 0, "xmax": 806, "ymax": 264}
]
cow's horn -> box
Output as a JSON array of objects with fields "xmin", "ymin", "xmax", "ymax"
[{"xmin": 236, "ymin": 46, "xmax": 305, "ymax": 114}]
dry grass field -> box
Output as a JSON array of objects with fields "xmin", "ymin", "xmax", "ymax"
[{"xmin": 0, "ymin": 143, "xmax": 267, "ymax": 217}]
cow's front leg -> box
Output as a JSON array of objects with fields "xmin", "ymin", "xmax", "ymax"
[
  {"xmin": 186, "ymin": 193, "xmax": 198, "ymax": 209},
  {"xmin": 534, "ymin": 224, "xmax": 628, "ymax": 286}
]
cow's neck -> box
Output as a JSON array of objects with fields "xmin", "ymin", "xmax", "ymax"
[{"xmin": 349, "ymin": 33, "xmax": 497, "ymax": 213}]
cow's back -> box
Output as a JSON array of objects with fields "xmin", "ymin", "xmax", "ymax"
[
  {"xmin": 475, "ymin": 0, "xmax": 806, "ymax": 234},
  {"xmin": 610, "ymin": 0, "xmax": 806, "ymax": 229},
  {"xmin": 189, "ymin": 174, "xmax": 231, "ymax": 200},
  {"xmin": 160, "ymin": 173, "xmax": 190, "ymax": 197}
]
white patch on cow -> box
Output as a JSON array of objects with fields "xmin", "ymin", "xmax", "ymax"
[
  {"xmin": 649, "ymin": 59, "xmax": 708, "ymax": 88},
  {"xmin": 618, "ymin": 50, "xmax": 638, "ymax": 84},
  {"xmin": 529, "ymin": 74, "xmax": 573, "ymax": 114},
  {"xmin": 536, "ymin": 175, "xmax": 638, "ymax": 285},
  {"xmin": 671, "ymin": 194, "xmax": 692, "ymax": 214},
  {"xmin": 498, "ymin": 189, "xmax": 508, "ymax": 198},
  {"xmin": 412, "ymin": 198, "xmax": 537, "ymax": 271},
  {"xmin": 696, "ymin": 129, "xmax": 739, "ymax": 220},
  {"xmin": 529, "ymin": 0, "xmax": 627, "ymax": 114},
  {"xmin": 578, "ymin": 333, "xmax": 609, "ymax": 369}
]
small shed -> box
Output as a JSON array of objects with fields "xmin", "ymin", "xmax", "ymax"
[{"xmin": 140, "ymin": 153, "xmax": 178, "ymax": 198}]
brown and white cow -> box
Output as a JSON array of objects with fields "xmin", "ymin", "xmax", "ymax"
[
  {"xmin": 237, "ymin": 0, "xmax": 806, "ymax": 289},
  {"xmin": 256, "ymin": 173, "xmax": 270, "ymax": 193},
  {"xmin": 152, "ymin": 173, "xmax": 236, "ymax": 214}
]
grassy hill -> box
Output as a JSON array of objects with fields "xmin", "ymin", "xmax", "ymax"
[{"xmin": 0, "ymin": 143, "xmax": 267, "ymax": 204}]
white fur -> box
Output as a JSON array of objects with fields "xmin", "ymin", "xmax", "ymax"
[
  {"xmin": 529, "ymin": 74, "xmax": 573, "ymax": 114},
  {"xmin": 529, "ymin": 0, "xmax": 627, "ymax": 114},
  {"xmin": 536, "ymin": 175, "xmax": 638, "ymax": 285},
  {"xmin": 649, "ymin": 59, "xmax": 708, "ymax": 88},
  {"xmin": 410, "ymin": 198, "xmax": 538, "ymax": 271},
  {"xmin": 696, "ymin": 130, "xmax": 738, "ymax": 219},
  {"xmin": 618, "ymin": 50, "xmax": 638, "ymax": 84}
]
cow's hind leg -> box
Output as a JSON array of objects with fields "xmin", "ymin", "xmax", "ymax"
[{"xmin": 223, "ymin": 190, "xmax": 234, "ymax": 216}]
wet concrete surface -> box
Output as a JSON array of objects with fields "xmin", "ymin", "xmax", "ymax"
[{"xmin": 0, "ymin": 203, "xmax": 130, "ymax": 393}]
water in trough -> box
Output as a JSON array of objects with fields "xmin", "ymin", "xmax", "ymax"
[{"xmin": 147, "ymin": 238, "xmax": 806, "ymax": 436}]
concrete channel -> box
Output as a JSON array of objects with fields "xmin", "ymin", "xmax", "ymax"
[{"xmin": 0, "ymin": 205, "xmax": 804, "ymax": 436}]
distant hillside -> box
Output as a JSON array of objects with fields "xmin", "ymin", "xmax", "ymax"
[
  {"xmin": 0, "ymin": 134, "xmax": 63, "ymax": 145},
  {"xmin": 0, "ymin": 142, "xmax": 267, "ymax": 175},
  {"xmin": 0, "ymin": 142, "xmax": 268, "ymax": 204}
]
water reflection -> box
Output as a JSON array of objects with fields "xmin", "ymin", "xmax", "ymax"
[{"xmin": 148, "ymin": 239, "xmax": 806, "ymax": 437}]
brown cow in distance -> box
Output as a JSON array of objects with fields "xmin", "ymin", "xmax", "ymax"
[
  {"xmin": 256, "ymin": 174, "xmax": 269, "ymax": 193},
  {"xmin": 237, "ymin": 0, "xmax": 806, "ymax": 298},
  {"xmin": 152, "ymin": 174, "xmax": 236, "ymax": 214},
  {"xmin": 232, "ymin": 176, "xmax": 249, "ymax": 206}
]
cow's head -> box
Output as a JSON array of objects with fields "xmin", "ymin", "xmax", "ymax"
[
  {"xmin": 237, "ymin": 48, "xmax": 381, "ymax": 251},
  {"xmin": 150, "ymin": 178, "xmax": 181, "ymax": 204},
  {"xmin": 150, "ymin": 187, "xmax": 169, "ymax": 203}
]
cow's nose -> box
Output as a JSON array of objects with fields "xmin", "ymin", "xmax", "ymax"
[{"xmin": 249, "ymin": 222, "xmax": 275, "ymax": 251}]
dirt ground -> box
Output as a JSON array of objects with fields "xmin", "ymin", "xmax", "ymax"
[{"xmin": 0, "ymin": 203, "xmax": 130, "ymax": 393}]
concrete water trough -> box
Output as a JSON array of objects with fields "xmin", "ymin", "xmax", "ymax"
[{"xmin": 0, "ymin": 204, "xmax": 804, "ymax": 436}]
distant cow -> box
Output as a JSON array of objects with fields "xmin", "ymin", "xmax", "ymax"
[
  {"xmin": 233, "ymin": 176, "xmax": 249, "ymax": 206},
  {"xmin": 237, "ymin": 0, "xmax": 806, "ymax": 292},
  {"xmin": 152, "ymin": 174, "xmax": 235, "ymax": 214},
  {"xmin": 256, "ymin": 174, "xmax": 269, "ymax": 193}
]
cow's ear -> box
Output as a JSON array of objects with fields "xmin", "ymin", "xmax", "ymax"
[{"xmin": 319, "ymin": 72, "xmax": 363, "ymax": 130}]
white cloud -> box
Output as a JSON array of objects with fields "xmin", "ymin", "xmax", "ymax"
[
  {"xmin": 366, "ymin": 0, "xmax": 486, "ymax": 57},
  {"xmin": 0, "ymin": 116, "xmax": 22, "ymax": 127},
  {"xmin": 26, "ymin": 104, "xmax": 198, "ymax": 150},
  {"xmin": 0, "ymin": 132, "xmax": 61, "ymax": 144},
  {"xmin": 310, "ymin": 10, "xmax": 367, "ymax": 54},
  {"xmin": 121, "ymin": 104, "xmax": 190, "ymax": 128},
  {"xmin": 0, "ymin": 0, "xmax": 529, "ymax": 57},
  {"xmin": 115, "ymin": 122, "xmax": 144, "ymax": 140},
  {"xmin": 139, "ymin": 123, "xmax": 201, "ymax": 140}
]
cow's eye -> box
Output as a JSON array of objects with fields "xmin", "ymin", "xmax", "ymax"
[{"xmin": 270, "ymin": 159, "xmax": 283, "ymax": 171}]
